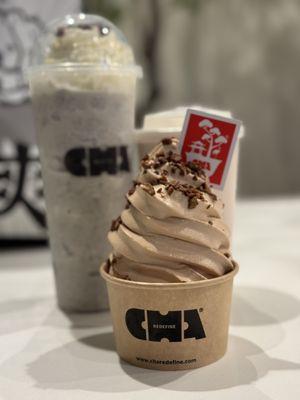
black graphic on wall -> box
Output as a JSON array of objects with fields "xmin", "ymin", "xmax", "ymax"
[
  {"xmin": 0, "ymin": 138, "xmax": 45, "ymax": 227},
  {"xmin": 0, "ymin": 7, "xmax": 45, "ymax": 105},
  {"xmin": 125, "ymin": 308, "xmax": 206, "ymax": 342}
]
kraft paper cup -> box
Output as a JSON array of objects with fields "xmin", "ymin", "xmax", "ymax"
[{"xmin": 100, "ymin": 261, "xmax": 238, "ymax": 370}]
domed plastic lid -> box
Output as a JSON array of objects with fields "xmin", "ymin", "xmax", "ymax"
[{"xmin": 31, "ymin": 13, "xmax": 141, "ymax": 76}]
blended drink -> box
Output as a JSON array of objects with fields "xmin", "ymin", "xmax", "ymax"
[{"xmin": 29, "ymin": 15, "xmax": 140, "ymax": 311}]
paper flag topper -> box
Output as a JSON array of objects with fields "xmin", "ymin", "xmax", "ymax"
[{"xmin": 179, "ymin": 109, "xmax": 241, "ymax": 189}]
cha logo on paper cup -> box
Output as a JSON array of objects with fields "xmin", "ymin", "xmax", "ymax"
[
  {"xmin": 179, "ymin": 110, "xmax": 241, "ymax": 189},
  {"xmin": 125, "ymin": 308, "xmax": 206, "ymax": 342}
]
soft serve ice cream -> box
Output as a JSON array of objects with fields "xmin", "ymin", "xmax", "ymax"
[{"xmin": 107, "ymin": 138, "xmax": 235, "ymax": 283}]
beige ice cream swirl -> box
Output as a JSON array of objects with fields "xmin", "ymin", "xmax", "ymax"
[{"xmin": 107, "ymin": 138, "xmax": 235, "ymax": 283}]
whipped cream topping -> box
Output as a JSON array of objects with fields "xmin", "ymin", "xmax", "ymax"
[
  {"xmin": 107, "ymin": 138, "xmax": 235, "ymax": 283},
  {"xmin": 46, "ymin": 25, "xmax": 134, "ymax": 66}
]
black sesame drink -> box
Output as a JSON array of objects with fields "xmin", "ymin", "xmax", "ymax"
[{"xmin": 28, "ymin": 14, "xmax": 141, "ymax": 311}]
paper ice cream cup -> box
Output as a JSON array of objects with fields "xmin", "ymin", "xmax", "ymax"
[{"xmin": 100, "ymin": 262, "xmax": 238, "ymax": 370}]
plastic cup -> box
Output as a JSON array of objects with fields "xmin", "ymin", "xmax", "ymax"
[
  {"xmin": 28, "ymin": 14, "xmax": 141, "ymax": 312},
  {"xmin": 101, "ymin": 261, "xmax": 238, "ymax": 370}
]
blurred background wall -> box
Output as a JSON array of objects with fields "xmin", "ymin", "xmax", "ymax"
[
  {"xmin": 0, "ymin": 0, "xmax": 81, "ymax": 240},
  {"xmin": 1, "ymin": 0, "xmax": 300, "ymax": 241},
  {"xmin": 85, "ymin": 0, "xmax": 300, "ymax": 197}
]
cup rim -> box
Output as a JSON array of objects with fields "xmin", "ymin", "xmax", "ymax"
[
  {"xmin": 27, "ymin": 63, "xmax": 142, "ymax": 78},
  {"xmin": 100, "ymin": 261, "xmax": 239, "ymax": 290},
  {"xmin": 134, "ymin": 126, "xmax": 245, "ymax": 139}
]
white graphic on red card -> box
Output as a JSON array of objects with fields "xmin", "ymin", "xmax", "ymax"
[
  {"xmin": 180, "ymin": 110, "xmax": 240, "ymax": 189},
  {"xmin": 186, "ymin": 119, "xmax": 227, "ymax": 177}
]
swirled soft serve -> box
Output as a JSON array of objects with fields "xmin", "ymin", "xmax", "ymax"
[{"xmin": 107, "ymin": 138, "xmax": 236, "ymax": 283}]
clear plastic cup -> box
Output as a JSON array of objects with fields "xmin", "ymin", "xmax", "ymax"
[{"xmin": 28, "ymin": 14, "xmax": 141, "ymax": 312}]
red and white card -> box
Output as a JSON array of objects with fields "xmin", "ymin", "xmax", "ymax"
[{"xmin": 179, "ymin": 109, "xmax": 241, "ymax": 189}]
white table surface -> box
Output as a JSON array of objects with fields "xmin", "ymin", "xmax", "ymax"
[{"xmin": 0, "ymin": 197, "xmax": 300, "ymax": 400}]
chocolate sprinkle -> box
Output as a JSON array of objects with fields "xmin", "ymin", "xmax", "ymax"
[
  {"xmin": 208, "ymin": 220, "xmax": 213, "ymax": 225},
  {"xmin": 167, "ymin": 186, "xmax": 174, "ymax": 195},
  {"xmin": 141, "ymin": 183, "xmax": 155, "ymax": 196},
  {"xmin": 141, "ymin": 159, "xmax": 152, "ymax": 169},
  {"xmin": 158, "ymin": 175, "xmax": 168, "ymax": 183},
  {"xmin": 188, "ymin": 197, "xmax": 198, "ymax": 209},
  {"xmin": 142, "ymin": 154, "xmax": 149, "ymax": 161},
  {"xmin": 111, "ymin": 216, "xmax": 122, "ymax": 231},
  {"xmin": 186, "ymin": 161, "xmax": 199, "ymax": 172},
  {"xmin": 128, "ymin": 187, "xmax": 135, "ymax": 196},
  {"xmin": 162, "ymin": 138, "xmax": 172, "ymax": 145},
  {"xmin": 199, "ymin": 182, "xmax": 217, "ymax": 201}
]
